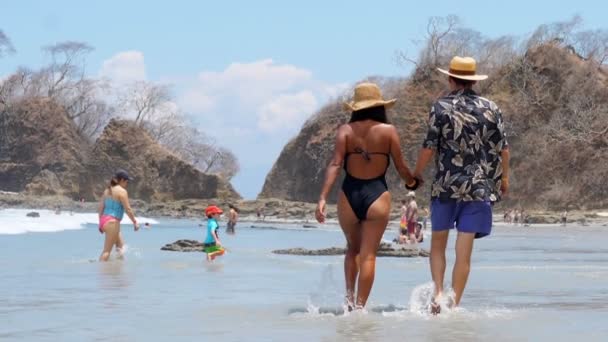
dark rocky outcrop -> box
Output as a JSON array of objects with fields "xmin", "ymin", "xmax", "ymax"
[
  {"xmin": 0, "ymin": 101, "xmax": 240, "ymax": 201},
  {"xmin": 273, "ymin": 242, "xmax": 430, "ymax": 258},
  {"xmin": 161, "ymin": 239, "xmax": 205, "ymax": 252},
  {"xmin": 162, "ymin": 240, "xmax": 429, "ymax": 257},
  {"xmin": 81, "ymin": 119, "xmax": 240, "ymax": 201},
  {"xmin": 260, "ymin": 44, "xmax": 608, "ymax": 210},
  {"xmin": 259, "ymin": 79, "xmax": 429, "ymax": 204},
  {"xmin": 0, "ymin": 98, "xmax": 89, "ymax": 198},
  {"xmin": 26, "ymin": 211, "xmax": 40, "ymax": 218}
]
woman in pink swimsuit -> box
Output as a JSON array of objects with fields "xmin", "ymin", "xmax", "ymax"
[{"xmin": 98, "ymin": 169, "xmax": 139, "ymax": 261}]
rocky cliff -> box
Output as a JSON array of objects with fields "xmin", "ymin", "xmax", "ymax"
[
  {"xmin": 0, "ymin": 101, "xmax": 240, "ymax": 201},
  {"xmin": 260, "ymin": 44, "xmax": 608, "ymax": 209},
  {"xmin": 0, "ymin": 97, "xmax": 89, "ymax": 197},
  {"xmin": 259, "ymin": 77, "xmax": 433, "ymax": 204},
  {"xmin": 81, "ymin": 119, "xmax": 240, "ymax": 201}
]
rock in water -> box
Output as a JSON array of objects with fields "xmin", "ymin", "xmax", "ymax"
[
  {"xmin": 26, "ymin": 211, "xmax": 40, "ymax": 218},
  {"xmin": 273, "ymin": 242, "xmax": 429, "ymax": 258},
  {"xmin": 161, "ymin": 239, "xmax": 205, "ymax": 252}
]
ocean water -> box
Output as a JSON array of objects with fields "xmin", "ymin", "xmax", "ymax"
[{"xmin": 1, "ymin": 209, "xmax": 607, "ymax": 341}]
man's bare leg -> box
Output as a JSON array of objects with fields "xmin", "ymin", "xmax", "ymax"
[
  {"xmin": 452, "ymin": 231, "xmax": 475, "ymax": 306},
  {"xmin": 430, "ymin": 230, "xmax": 449, "ymax": 313}
]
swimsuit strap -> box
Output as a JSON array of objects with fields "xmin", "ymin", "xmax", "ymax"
[
  {"xmin": 343, "ymin": 147, "xmax": 391, "ymax": 175},
  {"xmin": 345, "ymin": 147, "xmax": 389, "ymax": 161}
]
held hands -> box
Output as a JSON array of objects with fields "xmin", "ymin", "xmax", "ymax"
[
  {"xmin": 405, "ymin": 175, "xmax": 423, "ymax": 191},
  {"xmin": 315, "ymin": 199, "xmax": 327, "ymax": 223}
]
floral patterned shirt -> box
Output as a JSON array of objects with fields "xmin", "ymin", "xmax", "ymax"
[{"xmin": 422, "ymin": 89, "xmax": 508, "ymax": 202}]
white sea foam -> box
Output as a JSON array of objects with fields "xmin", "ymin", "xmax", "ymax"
[
  {"xmin": 406, "ymin": 282, "xmax": 517, "ymax": 320},
  {"xmin": 0, "ymin": 208, "xmax": 158, "ymax": 235}
]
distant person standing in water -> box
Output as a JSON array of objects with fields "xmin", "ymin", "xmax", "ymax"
[
  {"xmin": 412, "ymin": 57, "xmax": 510, "ymax": 314},
  {"xmin": 226, "ymin": 204, "xmax": 239, "ymax": 235},
  {"xmin": 315, "ymin": 82, "xmax": 417, "ymax": 310},
  {"xmin": 399, "ymin": 199, "xmax": 408, "ymax": 239},
  {"xmin": 414, "ymin": 223, "xmax": 424, "ymax": 243},
  {"xmin": 421, "ymin": 206, "xmax": 430, "ymax": 230},
  {"xmin": 561, "ymin": 210, "xmax": 568, "ymax": 226},
  {"xmin": 405, "ymin": 192, "xmax": 418, "ymax": 243},
  {"xmin": 98, "ymin": 169, "xmax": 140, "ymax": 262}
]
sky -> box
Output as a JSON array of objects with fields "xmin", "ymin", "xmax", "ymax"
[{"xmin": 1, "ymin": 1, "xmax": 606, "ymax": 199}]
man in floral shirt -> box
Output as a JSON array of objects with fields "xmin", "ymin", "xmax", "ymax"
[{"xmin": 412, "ymin": 56, "xmax": 510, "ymax": 314}]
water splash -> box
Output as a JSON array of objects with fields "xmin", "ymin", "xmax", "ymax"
[
  {"xmin": 409, "ymin": 282, "xmax": 434, "ymax": 315},
  {"xmin": 308, "ymin": 264, "xmax": 343, "ymax": 310},
  {"xmin": 409, "ymin": 282, "xmax": 457, "ymax": 316},
  {"xmin": 120, "ymin": 244, "xmax": 143, "ymax": 259},
  {"xmin": 0, "ymin": 209, "xmax": 159, "ymax": 235}
]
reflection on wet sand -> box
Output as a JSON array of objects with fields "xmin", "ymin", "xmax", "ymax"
[
  {"xmin": 204, "ymin": 262, "xmax": 225, "ymax": 273},
  {"xmin": 424, "ymin": 314, "xmax": 479, "ymax": 342},
  {"xmin": 98, "ymin": 261, "xmax": 132, "ymax": 309},
  {"xmin": 333, "ymin": 315, "xmax": 382, "ymax": 342}
]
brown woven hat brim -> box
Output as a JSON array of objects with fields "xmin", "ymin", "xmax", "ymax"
[
  {"xmin": 437, "ymin": 67, "xmax": 488, "ymax": 81},
  {"xmin": 344, "ymin": 98, "xmax": 396, "ymax": 112}
]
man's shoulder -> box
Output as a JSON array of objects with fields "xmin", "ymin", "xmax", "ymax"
[
  {"xmin": 472, "ymin": 94, "xmax": 499, "ymax": 111},
  {"xmin": 433, "ymin": 95, "xmax": 455, "ymax": 108}
]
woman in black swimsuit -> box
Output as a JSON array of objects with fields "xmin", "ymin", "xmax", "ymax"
[{"xmin": 315, "ymin": 82, "xmax": 416, "ymax": 309}]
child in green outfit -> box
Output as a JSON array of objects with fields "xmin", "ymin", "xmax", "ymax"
[{"xmin": 204, "ymin": 205, "xmax": 225, "ymax": 261}]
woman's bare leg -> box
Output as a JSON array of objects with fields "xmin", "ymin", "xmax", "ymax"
[
  {"xmin": 337, "ymin": 191, "xmax": 361, "ymax": 308},
  {"xmin": 115, "ymin": 229, "xmax": 125, "ymax": 259},
  {"xmin": 99, "ymin": 222, "xmax": 119, "ymax": 262},
  {"xmin": 356, "ymin": 191, "xmax": 391, "ymax": 308}
]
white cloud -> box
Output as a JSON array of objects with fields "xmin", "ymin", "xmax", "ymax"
[
  {"xmin": 258, "ymin": 91, "xmax": 317, "ymax": 132},
  {"xmin": 173, "ymin": 59, "xmax": 348, "ymax": 198},
  {"xmin": 179, "ymin": 90, "xmax": 215, "ymax": 113},
  {"xmin": 99, "ymin": 51, "xmax": 146, "ymax": 84},
  {"xmin": 180, "ymin": 59, "xmax": 313, "ymax": 113},
  {"xmin": 322, "ymin": 82, "xmax": 350, "ymax": 99},
  {"xmin": 178, "ymin": 59, "xmax": 340, "ymax": 133},
  {"xmin": 97, "ymin": 54, "xmax": 347, "ymax": 198}
]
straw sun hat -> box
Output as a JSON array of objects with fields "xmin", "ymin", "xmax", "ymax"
[
  {"xmin": 344, "ymin": 82, "xmax": 396, "ymax": 112},
  {"xmin": 437, "ymin": 56, "xmax": 488, "ymax": 81}
]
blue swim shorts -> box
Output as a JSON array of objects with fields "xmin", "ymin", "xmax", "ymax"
[{"xmin": 430, "ymin": 200, "xmax": 493, "ymax": 239}]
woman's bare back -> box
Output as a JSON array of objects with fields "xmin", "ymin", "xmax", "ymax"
[{"xmin": 343, "ymin": 121, "xmax": 394, "ymax": 179}]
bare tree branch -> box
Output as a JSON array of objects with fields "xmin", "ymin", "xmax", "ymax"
[{"xmin": 119, "ymin": 81, "xmax": 172, "ymax": 125}]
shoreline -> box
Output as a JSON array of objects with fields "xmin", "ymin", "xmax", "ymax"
[{"xmin": 1, "ymin": 192, "xmax": 607, "ymax": 227}]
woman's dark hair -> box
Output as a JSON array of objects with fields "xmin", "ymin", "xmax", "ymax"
[
  {"xmin": 107, "ymin": 178, "xmax": 119, "ymax": 195},
  {"xmin": 449, "ymin": 76, "xmax": 476, "ymax": 88},
  {"xmin": 349, "ymin": 105, "xmax": 388, "ymax": 124}
]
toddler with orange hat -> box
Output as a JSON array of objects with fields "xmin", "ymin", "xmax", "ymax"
[{"xmin": 203, "ymin": 205, "xmax": 225, "ymax": 261}]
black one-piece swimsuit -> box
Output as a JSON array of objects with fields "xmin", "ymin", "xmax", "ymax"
[{"xmin": 341, "ymin": 149, "xmax": 390, "ymax": 221}]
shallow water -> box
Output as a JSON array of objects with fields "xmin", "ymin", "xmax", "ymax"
[{"xmin": 1, "ymin": 209, "xmax": 607, "ymax": 341}]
